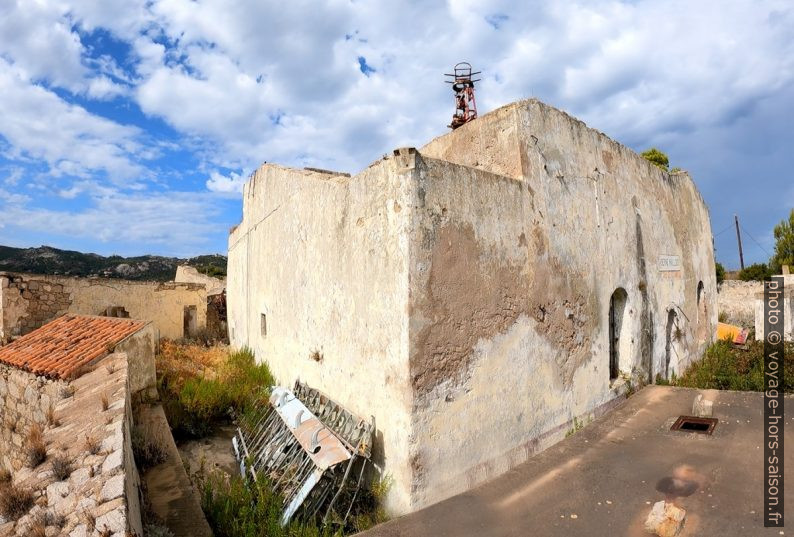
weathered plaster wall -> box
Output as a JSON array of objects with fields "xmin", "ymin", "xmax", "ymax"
[
  {"xmin": 411, "ymin": 100, "xmax": 716, "ymax": 508},
  {"xmin": 0, "ymin": 353, "xmax": 144, "ymax": 536},
  {"xmin": 175, "ymin": 265, "xmax": 226, "ymax": 296},
  {"xmin": 228, "ymin": 162, "xmax": 415, "ymax": 514},
  {"xmin": 718, "ymin": 280, "xmax": 762, "ymax": 326},
  {"xmin": 116, "ymin": 323, "xmax": 158, "ymax": 398},
  {"xmin": 228, "ymin": 99, "xmax": 717, "ymax": 515},
  {"xmin": 0, "ymin": 272, "xmax": 206, "ymax": 341}
]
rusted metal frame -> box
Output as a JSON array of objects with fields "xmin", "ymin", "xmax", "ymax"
[
  {"xmin": 305, "ymin": 478, "xmax": 335, "ymax": 522},
  {"xmin": 323, "ymin": 453, "xmax": 358, "ymax": 524},
  {"xmin": 253, "ymin": 425, "xmax": 295, "ymax": 479},
  {"xmin": 246, "ymin": 408, "xmax": 281, "ymax": 453},
  {"xmin": 342, "ymin": 456, "xmax": 369, "ymax": 527},
  {"xmin": 234, "ymin": 382, "xmax": 375, "ymax": 528},
  {"xmin": 272, "ymin": 441, "xmax": 308, "ymax": 492},
  {"xmin": 281, "ymin": 456, "xmax": 316, "ymax": 508},
  {"xmin": 259, "ymin": 431, "xmax": 299, "ymax": 480}
]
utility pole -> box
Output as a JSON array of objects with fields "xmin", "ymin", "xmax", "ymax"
[{"xmin": 734, "ymin": 214, "xmax": 745, "ymax": 270}]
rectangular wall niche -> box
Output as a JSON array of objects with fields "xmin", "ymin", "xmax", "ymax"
[{"xmin": 261, "ymin": 313, "xmax": 267, "ymax": 336}]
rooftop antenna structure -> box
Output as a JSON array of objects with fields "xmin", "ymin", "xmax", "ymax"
[{"xmin": 445, "ymin": 62, "xmax": 481, "ymax": 129}]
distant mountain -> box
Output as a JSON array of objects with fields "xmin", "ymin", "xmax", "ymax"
[{"xmin": 0, "ymin": 245, "xmax": 226, "ymax": 281}]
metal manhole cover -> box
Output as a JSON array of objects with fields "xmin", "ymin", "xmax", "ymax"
[{"xmin": 670, "ymin": 415, "xmax": 718, "ymax": 435}]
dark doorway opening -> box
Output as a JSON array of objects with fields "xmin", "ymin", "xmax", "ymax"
[
  {"xmin": 184, "ymin": 305, "xmax": 197, "ymax": 338},
  {"xmin": 609, "ymin": 288, "xmax": 628, "ymax": 382}
]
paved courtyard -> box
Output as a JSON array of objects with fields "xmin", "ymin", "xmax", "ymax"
[{"xmin": 361, "ymin": 386, "xmax": 793, "ymax": 537}]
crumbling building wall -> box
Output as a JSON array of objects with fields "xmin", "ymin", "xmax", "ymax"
[
  {"xmin": 227, "ymin": 99, "xmax": 717, "ymax": 515},
  {"xmin": 411, "ymin": 100, "xmax": 716, "ymax": 506},
  {"xmin": 717, "ymin": 280, "xmax": 762, "ymax": 326},
  {"xmin": 0, "ymin": 353, "xmax": 144, "ymax": 536},
  {"xmin": 0, "ymin": 273, "xmax": 205, "ymax": 342},
  {"xmin": 227, "ymin": 162, "xmax": 416, "ymax": 513}
]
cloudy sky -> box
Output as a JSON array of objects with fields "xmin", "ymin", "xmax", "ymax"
[{"xmin": 0, "ymin": 1, "xmax": 791, "ymax": 267}]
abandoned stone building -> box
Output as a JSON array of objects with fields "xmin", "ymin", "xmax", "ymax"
[
  {"xmin": 227, "ymin": 98, "xmax": 717, "ymax": 515},
  {"xmin": 0, "ymin": 314, "xmax": 158, "ymax": 536},
  {"xmin": 0, "ymin": 272, "xmax": 208, "ymax": 343}
]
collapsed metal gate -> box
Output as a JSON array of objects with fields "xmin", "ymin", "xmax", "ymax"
[{"xmin": 233, "ymin": 381, "xmax": 375, "ymax": 526}]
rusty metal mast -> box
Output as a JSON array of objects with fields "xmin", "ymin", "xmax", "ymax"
[{"xmin": 445, "ymin": 62, "xmax": 481, "ymax": 129}]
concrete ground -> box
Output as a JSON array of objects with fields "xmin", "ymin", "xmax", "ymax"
[
  {"xmin": 361, "ymin": 386, "xmax": 793, "ymax": 537},
  {"xmin": 138, "ymin": 404, "xmax": 213, "ymax": 537}
]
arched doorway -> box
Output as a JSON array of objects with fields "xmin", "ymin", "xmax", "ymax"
[
  {"xmin": 696, "ymin": 281, "xmax": 707, "ymax": 343},
  {"xmin": 609, "ymin": 288, "xmax": 628, "ymax": 382},
  {"xmin": 665, "ymin": 309, "xmax": 680, "ymax": 380}
]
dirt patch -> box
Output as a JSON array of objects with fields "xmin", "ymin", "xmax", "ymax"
[
  {"xmin": 178, "ymin": 425, "xmax": 238, "ymax": 483},
  {"xmin": 410, "ymin": 223, "xmax": 596, "ymax": 400}
]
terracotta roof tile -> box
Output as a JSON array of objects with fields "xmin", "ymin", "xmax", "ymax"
[{"xmin": 0, "ymin": 314, "xmax": 146, "ymax": 380}]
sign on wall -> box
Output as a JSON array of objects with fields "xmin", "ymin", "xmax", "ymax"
[{"xmin": 658, "ymin": 254, "xmax": 681, "ymax": 272}]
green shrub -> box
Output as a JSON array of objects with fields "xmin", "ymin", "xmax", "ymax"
[
  {"xmin": 715, "ymin": 262, "xmax": 726, "ymax": 284},
  {"xmin": 738, "ymin": 262, "xmax": 773, "ymax": 281},
  {"xmin": 641, "ymin": 148, "xmax": 670, "ymax": 171},
  {"xmin": 132, "ymin": 427, "xmax": 168, "ymax": 470},
  {"xmin": 675, "ymin": 340, "xmax": 793, "ymax": 392},
  {"xmin": 159, "ymin": 346, "xmax": 274, "ymax": 440},
  {"xmin": 201, "ymin": 473, "xmax": 338, "ymax": 537}
]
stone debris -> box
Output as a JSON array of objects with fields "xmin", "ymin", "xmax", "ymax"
[
  {"xmin": 692, "ymin": 394, "xmax": 714, "ymax": 418},
  {"xmin": 644, "ymin": 500, "xmax": 686, "ymax": 537}
]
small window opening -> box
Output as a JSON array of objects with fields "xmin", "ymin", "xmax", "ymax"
[
  {"xmin": 261, "ymin": 313, "xmax": 267, "ymax": 336},
  {"xmin": 102, "ymin": 306, "xmax": 130, "ymax": 318}
]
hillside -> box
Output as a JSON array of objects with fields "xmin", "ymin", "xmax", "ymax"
[{"xmin": 0, "ymin": 245, "xmax": 226, "ymax": 281}]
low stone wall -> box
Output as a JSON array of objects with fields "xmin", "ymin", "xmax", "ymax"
[
  {"xmin": 717, "ymin": 280, "xmax": 762, "ymax": 326},
  {"xmin": 0, "ymin": 353, "xmax": 144, "ymax": 536},
  {"xmin": 0, "ymin": 366, "xmax": 63, "ymax": 472},
  {"xmin": 0, "ymin": 271, "xmax": 206, "ymax": 342}
]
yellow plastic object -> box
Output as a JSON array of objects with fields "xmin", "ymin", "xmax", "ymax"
[{"xmin": 716, "ymin": 322, "xmax": 748, "ymax": 344}]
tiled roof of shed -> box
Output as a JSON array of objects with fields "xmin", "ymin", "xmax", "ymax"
[{"xmin": 0, "ymin": 314, "xmax": 146, "ymax": 380}]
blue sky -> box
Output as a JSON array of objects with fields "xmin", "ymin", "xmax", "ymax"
[{"xmin": 0, "ymin": 1, "xmax": 792, "ymax": 267}]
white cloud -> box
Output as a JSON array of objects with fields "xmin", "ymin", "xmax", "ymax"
[
  {"xmin": 206, "ymin": 171, "xmax": 246, "ymax": 194},
  {"xmin": 0, "ymin": 0, "xmax": 792, "ymax": 258},
  {"xmin": 0, "ymin": 58, "xmax": 145, "ymax": 181},
  {"xmin": 0, "ymin": 190, "xmax": 224, "ymax": 254}
]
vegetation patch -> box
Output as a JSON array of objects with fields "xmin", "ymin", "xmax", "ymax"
[
  {"xmin": 159, "ymin": 341, "xmax": 388, "ymax": 536},
  {"xmin": 158, "ymin": 342, "xmax": 273, "ymax": 439},
  {"xmin": 201, "ymin": 471, "xmax": 389, "ymax": 537},
  {"xmin": 51, "ymin": 453, "xmax": 73, "ymax": 481},
  {"xmin": 0, "ymin": 483, "xmax": 34, "ymax": 521},
  {"xmin": 25, "ymin": 424, "xmax": 47, "ymax": 468},
  {"xmin": 132, "ymin": 426, "xmax": 168, "ymax": 471},
  {"xmin": 665, "ymin": 340, "xmax": 793, "ymax": 392}
]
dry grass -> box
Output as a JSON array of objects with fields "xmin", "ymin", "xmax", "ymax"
[
  {"xmin": 0, "ymin": 467, "xmax": 10, "ymax": 484},
  {"xmin": 100, "ymin": 392, "xmax": 109, "ymax": 411},
  {"xmin": 158, "ymin": 339, "xmax": 228, "ymax": 388},
  {"xmin": 29, "ymin": 517, "xmax": 46, "ymax": 537},
  {"xmin": 51, "ymin": 453, "xmax": 72, "ymax": 481},
  {"xmin": 46, "ymin": 404, "xmax": 60, "ymax": 427},
  {"xmin": 60, "ymin": 384, "xmax": 76, "ymax": 399},
  {"xmin": 82, "ymin": 508, "xmax": 96, "ymax": 532},
  {"xmin": 85, "ymin": 435, "xmax": 101, "ymax": 455},
  {"xmin": 0, "ymin": 484, "xmax": 34, "ymax": 520},
  {"xmin": 26, "ymin": 424, "xmax": 47, "ymax": 468}
]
